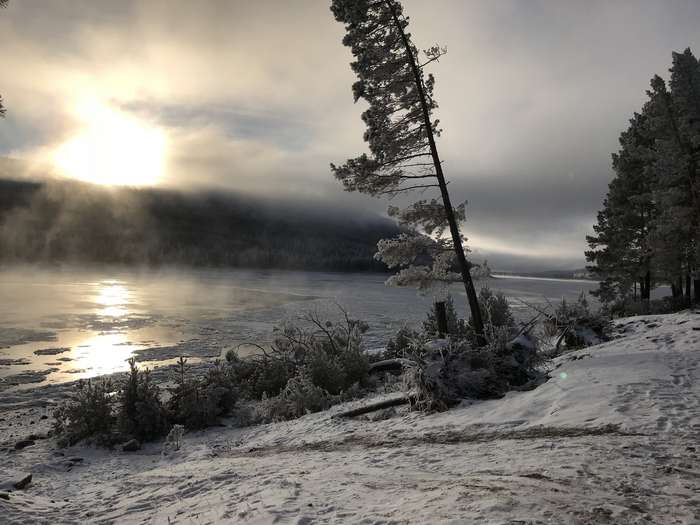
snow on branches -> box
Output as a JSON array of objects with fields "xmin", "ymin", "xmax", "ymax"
[
  {"xmin": 388, "ymin": 199, "xmax": 465, "ymax": 237},
  {"xmin": 330, "ymin": 0, "xmax": 441, "ymax": 197}
]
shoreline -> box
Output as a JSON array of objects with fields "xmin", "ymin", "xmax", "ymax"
[{"xmin": 490, "ymin": 273, "xmax": 595, "ymax": 284}]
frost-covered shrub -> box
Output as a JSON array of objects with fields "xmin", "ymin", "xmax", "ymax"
[
  {"xmin": 118, "ymin": 359, "xmax": 168, "ymax": 442},
  {"xmin": 282, "ymin": 312, "xmax": 369, "ymax": 395},
  {"xmin": 303, "ymin": 345, "xmax": 350, "ymax": 394},
  {"xmin": 383, "ymin": 289, "xmax": 541, "ymax": 413},
  {"xmin": 384, "ymin": 325, "xmax": 423, "ymax": 359},
  {"xmin": 471, "ymin": 287, "xmax": 515, "ymax": 334},
  {"xmin": 162, "ymin": 424, "xmax": 185, "ymax": 455},
  {"xmin": 492, "ymin": 330, "xmax": 544, "ymax": 387},
  {"xmin": 255, "ymin": 373, "xmax": 332, "ymax": 422},
  {"xmin": 304, "ymin": 340, "xmax": 369, "ymax": 395},
  {"xmin": 225, "ymin": 351, "xmax": 293, "ymax": 399},
  {"xmin": 407, "ymin": 332, "xmax": 544, "ymax": 412},
  {"xmin": 53, "ymin": 378, "xmax": 116, "ymax": 447},
  {"xmin": 226, "ymin": 309, "xmax": 370, "ymax": 399},
  {"xmin": 385, "ymin": 297, "xmax": 471, "ymax": 360},
  {"xmin": 422, "ymin": 295, "xmax": 470, "ymax": 338},
  {"xmin": 54, "ymin": 358, "xmax": 238, "ymax": 447},
  {"xmin": 549, "ymin": 293, "xmax": 611, "ymax": 350},
  {"xmin": 203, "ymin": 361, "xmax": 239, "ymax": 415},
  {"xmin": 167, "ymin": 358, "xmax": 238, "ymax": 430}
]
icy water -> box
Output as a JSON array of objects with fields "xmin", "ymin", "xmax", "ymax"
[{"xmin": 0, "ymin": 267, "xmax": 599, "ymax": 390}]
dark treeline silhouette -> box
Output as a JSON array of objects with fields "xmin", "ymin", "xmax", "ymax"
[{"xmin": 0, "ymin": 178, "xmax": 399, "ymax": 272}]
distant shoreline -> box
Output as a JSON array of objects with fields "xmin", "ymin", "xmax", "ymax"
[{"xmin": 490, "ymin": 273, "xmax": 596, "ymax": 284}]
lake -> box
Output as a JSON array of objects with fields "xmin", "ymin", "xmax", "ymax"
[{"xmin": 0, "ymin": 266, "xmax": 600, "ymax": 390}]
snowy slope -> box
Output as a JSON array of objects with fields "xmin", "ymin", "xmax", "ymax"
[{"xmin": 1, "ymin": 311, "xmax": 699, "ymax": 524}]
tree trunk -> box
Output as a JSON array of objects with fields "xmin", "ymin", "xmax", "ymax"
[
  {"xmin": 369, "ymin": 358, "xmax": 417, "ymax": 375},
  {"xmin": 332, "ymin": 395, "xmax": 410, "ymax": 418},
  {"xmin": 686, "ymin": 273, "xmax": 692, "ymax": 305},
  {"xmin": 639, "ymin": 272, "xmax": 650, "ymax": 302},
  {"xmin": 386, "ymin": 0, "xmax": 485, "ymax": 344},
  {"xmin": 671, "ymin": 283, "xmax": 679, "ymax": 299},
  {"xmin": 644, "ymin": 270, "xmax": 651, "ymax": 302},
  {"xmin": 434, "ymin": 301, "xmax": 448, "ymax": 337},
  {"xmin": 694, "ymin": 278, "xmax": 700, "ymax": 304},
  {"xmin": 386, "ymin": 0, "xmax": 486, "ymax": 345}
]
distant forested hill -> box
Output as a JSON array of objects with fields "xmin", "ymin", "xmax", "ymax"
[{"xmin": 0, "ymin": 178, "xmax": 399, "ymax": 271}]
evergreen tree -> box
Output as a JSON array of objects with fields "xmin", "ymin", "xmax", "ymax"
[
  {"xmin": 586, "ymin": 112, "xmax": 656, "ymax": 302},
  {"xmin": 330, "ymin": 0, "xmax": 485, "ymax": 342},
  {"xmin": 646, "ymin": 61, "xmax": 699, "ymax": 303},
  {"xmin": 587, "ymin": 48, "xmax": 700, "ymax": 306},
  {"xmin": 667, "ymin": 49, "xmax": 700, "ymax": 300}
]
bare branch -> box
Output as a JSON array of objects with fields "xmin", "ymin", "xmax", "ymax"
[
  {"xmin": 378, "ymin": 183, "xmax": 440, "ymax": 195},
  {"xmin": 418, "ymin": 56, "xmax": 441, "ymax": 68},
  {"xmin": 378, "ymin": 152, "xmax": 432, "ymax": 167}
]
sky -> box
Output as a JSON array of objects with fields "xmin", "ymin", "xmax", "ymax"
[{"xmin": 1, "ymin": 0, "xmax": 700, "ymax": 271}]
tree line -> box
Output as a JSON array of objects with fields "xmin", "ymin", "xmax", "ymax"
[
  {"xmin": 586, "ymin": 48, "xmax": 700, "ymax": 307},
  {"xmin": 0, "ymin": 178, "xmax": 399, "ymax": 272}
]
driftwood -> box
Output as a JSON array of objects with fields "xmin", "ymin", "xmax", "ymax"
[
  {"xmin": 332, "ymin": 396, "xmax": 411, "ymax": 418},
  {"xmin": 368, "ymin": 358, "xmax": 417, "ymax": 375}
]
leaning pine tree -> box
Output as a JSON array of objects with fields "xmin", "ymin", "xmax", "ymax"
[{"xmin": 330, "ymin": 0, "xmax": 485, "ymax": 342}]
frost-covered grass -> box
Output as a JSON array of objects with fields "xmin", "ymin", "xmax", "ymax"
[{"xmin": 1, "ymin": 310, "xmax": 699, "ymax": 523}]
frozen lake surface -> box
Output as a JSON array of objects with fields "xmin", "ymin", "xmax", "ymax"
[{"xmin": 0, "ymin": 267, "xmax": 599, "ymax": 390}]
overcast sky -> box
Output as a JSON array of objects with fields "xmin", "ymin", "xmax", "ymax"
[{"xmin": 1, "ymin": 0, "xmax": 699, "ymax": 270}]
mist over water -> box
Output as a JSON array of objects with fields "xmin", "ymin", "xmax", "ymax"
[{"xmin": 0, "ymin": 266, "xmax": 600, "ymax": 391}]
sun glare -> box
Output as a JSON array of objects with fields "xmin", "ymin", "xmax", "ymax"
[
  {"xmin": 52, "ymin": 97, "xmax": 167, "ymax": 186},
  {"xmin": 73, "ymin": 331, "xmax": 135, "ymax": 378},
  {"xmin": 94, "ymin": 280, "xmax": 132, "ymax": 317}
]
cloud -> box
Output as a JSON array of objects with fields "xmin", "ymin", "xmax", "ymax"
[{"xmin": 1, "ymin": 0, "xmax": 699, "ymax": 269}]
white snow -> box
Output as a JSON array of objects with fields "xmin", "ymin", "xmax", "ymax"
[{"xmin": 1, "ymin": 311, "xmax": 699, "ymax": 524}]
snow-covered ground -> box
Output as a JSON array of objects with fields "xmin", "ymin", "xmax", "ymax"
[{"xmin": 1, "ymin": 311, "xmax": 699, "ymax": 524}]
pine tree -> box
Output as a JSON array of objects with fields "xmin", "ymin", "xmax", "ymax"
[
  {"xmin": 587, "ymin": 48, "xmax": 700, "ymax": 306},
  {"xmin": 586, "ymin": 112, "xmax": 657, "ymax": 302},
  {"xmin": 330, "ymin": 0, "xmax": 485, "ymax": 342},
  {"xmin": 646, "ymin": 63, "xmax": 700, "ymax": 303},
  {"xmin": 667, "ymin": 49, "xmax": 700, "ymax": 301}
]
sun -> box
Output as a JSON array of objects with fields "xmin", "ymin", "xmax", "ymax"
[{"xmin": 52, "ymin": 97, "xmax": 167, "ymax": 186}]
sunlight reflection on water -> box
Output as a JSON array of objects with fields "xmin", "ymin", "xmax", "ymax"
[
  {"xmin": 69, "ymin": 280, "xmax": 157, "ymax": 376},
  {"xmin": 94, "ymin": 280, "xmax": 132, "ymax": 318},
  {"xmin": 72, "ymin": 332, "xmax": 135, "ymax": 378}
]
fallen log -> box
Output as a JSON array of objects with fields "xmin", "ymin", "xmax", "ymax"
[
  {"xmin": 332, "ymin": 396, "xmax": 411, "ymax": 418},
  {"xmin": 368, "ymin": 358, "xmax": 417, "ymax": 375}
]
